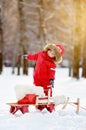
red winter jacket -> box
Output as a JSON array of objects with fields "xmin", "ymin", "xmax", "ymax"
[{"xmin": 27, "ymin": 51, "xmax": 56, "ymax": 89}]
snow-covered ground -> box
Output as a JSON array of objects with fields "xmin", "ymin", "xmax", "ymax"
[{"xmin": 0, "ymin": 67, "xmax": 86, "ymax": 130}]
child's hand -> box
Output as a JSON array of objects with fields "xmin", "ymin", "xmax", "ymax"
[
  {"xmin": 22, "ymin": 55, "xmax": 28, "ymax": 59},
  {"xmin": 50, "ymin": 79, "xmax": 54, "ymax": 88}
]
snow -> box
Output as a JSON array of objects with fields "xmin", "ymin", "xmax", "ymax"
[{"xmin": 0, "ymin": 67, "xmax": 86, "ymax": 130}]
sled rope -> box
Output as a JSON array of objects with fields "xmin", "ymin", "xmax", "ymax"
[
  {"xmin": 79, "ymin": 106, "xmax": 86, "ymax": 110},
  {"xmin": 70, "ymin": 103, "xmax": 86, "ymax": 111}
]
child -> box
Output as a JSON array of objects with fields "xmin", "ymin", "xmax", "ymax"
[{"xmin": 24, "ymin": 43, "xmax": 64, "ymax": 96}]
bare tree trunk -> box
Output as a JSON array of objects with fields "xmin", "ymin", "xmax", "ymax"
[
  {"xmin": 82, "ymin": 42, "xmax": 86, "ymax": 78},
  {"xmin": 22, "ymin": 45, "xmax": 28, "ymax": 75},
  {"xmin": 18, "ymin": 0, "xmax": 28, "ymax": 75},
  {"xmin": 73, "ymin": 44, "xmax": 80, "ymax": 79},
  {"xmin": 23, "ymin": 57, "xmax": 28, "ymax": 75},
  {"xmin": 72, "ymin": 0, "xmax": 82, "ymax": 79},
  {"xmin": 0, "ymin": 51, "xmax": 3, "ymax": 74},
  {"xmin": 81, "ymin": 1, "xmax": 86, "ymax": 78},
  {"xmin": 17, "ymin": 54, "xmax": 21, "ymax": 75},
  {"xmin": 69, "ymin": 61, "xmax": 72, "ymax": 77},
  {"xmin": 0, "ymin": 8, "xmax": 3, "ymax": 74},
  {"xmin": 39, "ymin": 0, "xmax": 47, "ymax": 46},
  {"xmin": 82, "ymin": 56, "xmax": 86, "ymax": 78}
]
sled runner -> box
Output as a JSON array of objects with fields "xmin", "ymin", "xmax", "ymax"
[
  {"xmin": 7, "ymin": 102, "xmax": 55, "ymax": 114},
  {"xmin": 7, "ymin": 103, "xmax": 29, "ymax": 114}
]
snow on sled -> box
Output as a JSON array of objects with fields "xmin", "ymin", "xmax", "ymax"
[{"xmin": 7, "ymin": 84, "xmax": 80, "ymax": 115}]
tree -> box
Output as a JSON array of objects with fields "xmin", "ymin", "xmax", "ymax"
[
  {"xmin": 73, "ymin": 44, "xmax": 80, "ymax": 79},
  {"xmin": 0, "ymin": 8, "xmax": 3, "ymax": 74},
  {"xmin": 18, "ymin": 0, "xmax": 29, "ymax": 75},
  {"xmin": 2, "ymin": 0, "xmax": 20, "ymax": 74},
  {"xmin": 16, "ymin": 54, "xmax": 21, "ymax": 75},
  {"xmin": 82, "ymin": 55, "xmax": 86, "ymax": 78},
  {"xmin": 82, "ymin": 40, "xmax": 86, "ymax": 78},
  {"xmin": 72, "ymin": 0, "xmax": 86, "ymax": 79},
  {"xmin": 0, "ymin": 51, "xmax": 3, "ymax": 74},
  {"xmin": 81, "ymin": 1, "xmax": 86, "ymax": 78}
]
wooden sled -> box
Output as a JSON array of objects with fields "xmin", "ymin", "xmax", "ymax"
[
  {"xmin": 7, "ymin": 90, "xmax": 55, "ymax": 114},
  {"xmin": 7, "ymin": 90, "xmax": 80, "ymax": 114}
]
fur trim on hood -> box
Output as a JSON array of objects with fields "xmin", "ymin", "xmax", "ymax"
[{"xmin": 44, "ymin": 44, "xmax": 62, "ymax": 63}]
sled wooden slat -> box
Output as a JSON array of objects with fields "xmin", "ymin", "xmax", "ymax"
[
  {"xmin": 7, "ymin": 102, "xmax": 55, "ymax": 114},
  {"xmin": 76, "ymin": 98, "xmax": 80, "ymax": 114},
  {"xmin": 7, "ymin": 103, "xmax": 35, "ymax": 106},
  {"xmin": 7, "ymin": 102, "xmax": 54, "ymax": 107}
]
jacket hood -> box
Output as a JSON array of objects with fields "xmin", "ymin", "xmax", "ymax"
[{"xmin": 44, "ymin": 44, "xmax": 63, "ymax": 63}]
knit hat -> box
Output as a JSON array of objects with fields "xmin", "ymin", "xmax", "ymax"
[
  {"xmin": 44, "ymin": 43, "xmax": 64, "ymax": 63},
  {"xmin": 56, "ymin": 44, "xmax": 65, "ymax": 56}
]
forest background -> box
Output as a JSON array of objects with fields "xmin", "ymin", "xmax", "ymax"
[{"xmin": 0, "ymin": 0, "xmax": 86, "ymax": 79}]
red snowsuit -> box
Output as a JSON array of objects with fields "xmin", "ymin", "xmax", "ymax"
[{"xmin": 27, "ymin": 51, "xmax": 56, "ymax": 96}]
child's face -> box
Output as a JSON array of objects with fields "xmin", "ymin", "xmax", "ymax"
[{"xmin": 47, "ymin": 50, "xmax": 55, "ymax": 58}]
